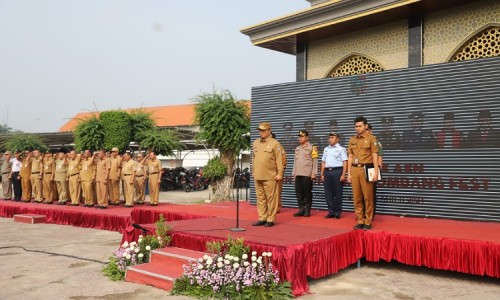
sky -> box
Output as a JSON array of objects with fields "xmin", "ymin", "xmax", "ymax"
[{"xmin": 0, "ymin": 0, "xmax": 308, "ymax": 133}]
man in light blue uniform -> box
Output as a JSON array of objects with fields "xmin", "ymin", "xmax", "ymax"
[{"xmin": 320, "ymin": 132, "xmax": 348, "ymax": 219}]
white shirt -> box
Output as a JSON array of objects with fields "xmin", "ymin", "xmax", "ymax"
[{"xmin": 11, "ymin": 158, "xmax": 22, "ymax": 172}]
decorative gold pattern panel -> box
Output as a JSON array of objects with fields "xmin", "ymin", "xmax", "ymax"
[
  {"xmin": 451, "ymin": 27, "xmax": 500, "ymax": 62},
  {"xmin": 328, "ymin": 55, "xmax": 384, "ymax": 77},
  {"xmin": 307, "ymin": 20, "xmax": 407, "ymax": 80},
  {"xmin": 424, "ymin": 0, "xmax": 500, "ymax": 65}
]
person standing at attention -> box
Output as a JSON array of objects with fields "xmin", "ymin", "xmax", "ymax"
[
  {"xmin": 347, "ymin": 116, "xmax": 379, "ymax": 230},
  {"xmin": 292, "ymin": 130, "xmax": 318, "ymax": 217},
  {"xmin": 251, "ymin": 122, "xmax": 284, "ymax": 227},
  {"xmin": 320, "ymin": 132, "xmax": 347, "ymax": 219}
]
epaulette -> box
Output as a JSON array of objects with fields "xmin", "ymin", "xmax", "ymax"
[{"xmin": 311, "ymin": 146, "xmax": 318, "ymax": 159}]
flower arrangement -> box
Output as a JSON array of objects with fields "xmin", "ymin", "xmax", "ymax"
[
  {"xmin": 171, "ymin": 236, "xmax": 292, "ymax": 299},
  {"xmin": 102, "ymin": 214, "xmax": 171, "ymax": 281}
]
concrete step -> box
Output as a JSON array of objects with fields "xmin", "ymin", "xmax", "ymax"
[
  {"xmin": 13, "ymin": 214, "xmax": 46, "ymax": 224},
  {"xmin": 125, "ymin": 247, "xmax": 205, "ymax": 291}
]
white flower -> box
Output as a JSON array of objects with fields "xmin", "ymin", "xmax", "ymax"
[
  {"xmin": 134, "ymin": 248, "xmax": 140, "ymax": 253},
  {"xmin": 138, "ymin": 253, "xmax": 144, "ymax": 258},
  {"xmin": 224, "ymin": 254, "xmax": 230, "ymax": 259},
  {"xmin": 203, "ymin": 254, "xmax": 210, "ymax": 260},
  {"xmin": 158, "ymin": 236, "xmax": 162, "ymax": 240},
  {"xmin": 233, "ymin": 257, "xmax": 239, "ymax": 262},
  {"xmin": 125, "ymin": 254, "xmax": 131, "ymax": 260},
  {"xmin": 122, "ymin": 241, "xmax": 129, "ymax": 248},
  {"xmin": 267, "ymin": 252, "xmax": 272, "ymax": 257},
  {"xmin": 138, "ymin": 235, "xmax": 143, "ymax": 239},
  {"xmin": 243, "ymin": 261, "xmax": 249, "ymax": 267},
  {"xmin": 233, "ymin": 263, "xmax": 240, "ymax": 269},
  {"xmin": 261, "ymin": 252, "xmax": 267, "ymax": 257},
  {"xmin": 129, "ymin": 246, "xmax": 135, "ymax": 251},
  {"xmin": 130, "ymin": 241, "xmax": 137, "ymax": 246},
  {"xmin": 197, "ymin": 264, "xmax": 204, "ymax": 269},
  {"xmin": 218, "ymin": 257, "xmax": 223, "ymax": 262},
  {"xmin": 252, "ymin": 251, "xmax": 257, "ymax": 255},
  {"xmin": 138, "ymin": 238, "xmax": 143, "ymax": 244},
  {"xmin": 242, "ymin": 254, "xmax": 248, "ymax": 260},
  {"xmin": 145, "ymin": 246, "xmax": 151, "ymax": 251},
  {"xmin": 198, "ymin": 258, "xmax": 204, "ymax": 263},
  {"xmin": 252, "ymin": 262, "xmax": 257, "ymax": 267},
  {"xmin": 251, "ymin": 256, "xmax": 257, "ymax": 262},
  {"xmin": 257, "ymin": 258, "xmax": 262, "ymax": 264},
  {"xmin": 217, "ymin": 262, "xmax": 223, "ymax": 268},
  {"xmin": 224, "ymin": 260, "xmax": 230, "ymax": 265},
  {"xmin": 206, "ymin": 259, "xmax": 213, "ymax": 265}
]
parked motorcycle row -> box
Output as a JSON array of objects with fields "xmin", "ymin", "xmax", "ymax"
[{"xmin": 160, "ymin": 167, "xmax": 209, "ymax": 192}]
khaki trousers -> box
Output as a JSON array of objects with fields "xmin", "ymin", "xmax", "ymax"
[
  {"xmin": 108, "ymin": 179, "xmax": 120, "ymax": 204},
  {"xmin": 134, "ymin": 176, "xmax": 146, "ymax": 202},
  {"xmin": 122, "ymin": 177, "xmax": 134, "ymax": 206},
  {"xmin": 148, "ymin": 174, "xmax": 160, "ymax": 204},
  {"xmin": 21, "ymin": 176, "xmax": 32, "ymax": 201},
  {"xmin": 68, "ymin": 175, "xmax": 81, "ymax": 205},
  {"xmin": 2, "ymin": 174, "xmax": 12, "ymax": 199},
  {"xmin": 31, "ymin": 174, "xmax": 43, "ymax": 201},
  {"xmin": 42, "ymin": 176, "xmax": 54, "ymax": 202},
  {"xmin": 55, "ymin": 180, "xmax": 68, "ymax": 202},
  {"xmin": 96, "ymin": 181, "xmax": 108, "ymax": 207},
  {"xmin": 351, "ymin": 166, "xmax": 374, "ymax": 225},
  {"xmin": 277, "ymin": 180, "xmax": 283, "ymax": 210},
  {"xmin": 81, "ymin": 180, "xmax": 94, "ymax": 205},
  {"xmin": 254, "ymin": 179, "xmax": 279, "ymax": 223}
]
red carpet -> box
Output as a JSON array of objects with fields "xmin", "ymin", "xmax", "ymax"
[{"xmin": 1, "ymin": 200, "xmax": 499, "ymax": 296}]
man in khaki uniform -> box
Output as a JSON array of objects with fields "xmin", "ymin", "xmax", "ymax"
[
  {"xmin": 1, "ymin": 151, "xmax": 12, "ymax": 200},
  {"xmin": 80, "ymin": 150, "xmax": 96, "ymax": 207},
  {"xmin": 121, "ymin": 152, "xmax": 135, "ymax": 207},
  {"xmin": 95, "ymin": 150, "xmax": 110, "ymax": 209},
  {"xmin": 67, "ymin": 150, "xmax": 81, "ymax": 206},
  {"xmin": 252, "ymin": 122, "xmax": 284, "ymax": 227},
  {"xmin": 108, "ymin": 147, "xmax": 122, "ymax": 205},
  {"xmin": 29, "ymin": 150, "xmax": 43, "ymax": 203},
  {"xmin": 292, "ymin": 130, "xmax": 318, "ymax": 217},
  {"xmin": 134, "ymin": 153, "xmax": 147, "ymax": 204},
  {"xmin": 20, "ymin": 151, "xmax": 32, "ymax": 202},
  {"xmin": 347, "ymin": 116, "xmax": 379, "ymax": 230},
  {"xmin": 145, "ymin": 151, "xmax": 162, "ymax": 206},
  {"xmin": 54, "ymin": 150, "xmax": 69, "ymax": 204},
  {"xmin": 42, "ymin": 151, "xmax": 56, "ymax": 204}
]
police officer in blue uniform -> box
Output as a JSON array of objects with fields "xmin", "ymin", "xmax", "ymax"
[{"xmin": 320, "ymin": 132, "xmax": 348, "ymax": 219}]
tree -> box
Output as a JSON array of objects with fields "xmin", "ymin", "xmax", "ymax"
[
  {"xmin": 194, "ymin": 89, "xmax": 250, "ymax": 202},
  {"xmin": 129, "ymin": 109, "xmax": 156, "ymax": 143},
  {"xmin": 2, "ymin": 134, "xmax": 48, "ymax": 152},
  {"xmin": 0, "ymin": 123, "xmax": 13, "ymax": 134},
  {"xmin": 100, "ymin": 111, "xmax": 132, "ymax": 151},
  {"xmin": 74, "ymin": 115, "xmax": 104, "ymax": 152},
  {"xmin": 136, "ymin": 129, "xmax": 185, "ymax": 156}
]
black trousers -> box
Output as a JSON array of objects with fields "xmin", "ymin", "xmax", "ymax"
[
  {"xmin": 12, "ymin": 172, "xmax": 22, "ymax": 201},
  {"xmin": 295, "ymin": 176, "xmax": 313, "ymax": 208},
  {"xmin": 324, "ymin": 168, "xmax": 343, "ymax": 216}
]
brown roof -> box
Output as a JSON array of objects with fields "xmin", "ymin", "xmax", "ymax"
[
  {"xmin": 58, "ymin": 101, "xmax": 251, "ymax": 132},
  {"xmin": 59, "ymin": 104, "xmax": 196, "ymax": 132}
]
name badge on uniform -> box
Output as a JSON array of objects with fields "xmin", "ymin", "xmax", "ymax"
[
  {"xmin": 354, "ymin": 158, "xmax": 359, "ymax": 164},
  {"xmin": 45, "ymin": 165, "xmax": 48, "ymax": 170},
  {"xmin": 84, "ymin": 166, "xmax": 88, "ymax": 171}
]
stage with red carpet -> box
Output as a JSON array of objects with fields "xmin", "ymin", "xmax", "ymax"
[{"xmin": 1, "ymin": 199, "xmax": 499, "ymax": 296}]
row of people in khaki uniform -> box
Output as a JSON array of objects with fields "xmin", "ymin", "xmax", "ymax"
[{"xmin": 1, "ymin": 148, "xmax": 163, "ymax": 208}]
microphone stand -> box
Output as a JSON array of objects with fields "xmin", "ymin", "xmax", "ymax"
[{"xmin": 230, "ymin": 142, "xmax": 246, "ymax": 232}]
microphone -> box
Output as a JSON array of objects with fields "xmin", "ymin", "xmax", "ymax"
[
  {"xmin": 132, "ymin": 223, "xmax": 152, "ymax": 235},
  {"xmin": 241, "ymin": 132, "xmax": 250, "ymax": 137}
]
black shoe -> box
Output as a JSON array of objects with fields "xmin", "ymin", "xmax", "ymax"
[
  {"xmin": 363, "ymin": 224, "xmax": 372, "ymax": 230},
  {"xmin": 124, "ymin": 205, "xmax": 133, "ymax": 208},
  {"xmin": 335, "ymin": 214, "xmax": 341, "ymax": 219},
  {"xmin": 353, "ymin": 224, "xmax": 365, "ymax": 230},
  {"xmin": 324, "ymin": 214, "xmax": 335, "ymax": 219},
  {"xmin": 71, "ymin": 203, "xmax": 79, "ymax": 206},
  {"xmin": 264, "ymin": 222, "xmax": 274, "ymax": 227},
  {"xmin": 252, "ymin": 220, "xmax": 266, "ymax": 226},
  {"xmin": 293, "ymin": 207, "xmax": 305, "ymax": 217},
  {"xmin": 303, "ymin": 209, "xmax": 311, "ymax": 217}
]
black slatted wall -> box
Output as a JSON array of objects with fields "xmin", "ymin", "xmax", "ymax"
[{"xmin": 250, "ymin": 57, "xmax": 500, "ymax": 222}]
